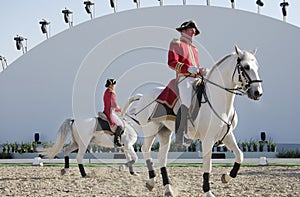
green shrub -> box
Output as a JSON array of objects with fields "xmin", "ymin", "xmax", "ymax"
[
  {"xmin": 277, "ymin": 149, "xmax": 300, "ymax": 158},
  {"xmin": 0, "ymin": 152, "xmax": 12, "ymax": 159}
]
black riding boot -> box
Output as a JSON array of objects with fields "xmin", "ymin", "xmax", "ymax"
[
  {"xmin": 114, "ymin": 126, "xmax": 123, "ymax": 147},
  {"xmin": 175, "ymin": 105, "xmax": 189, "ymax": 145}
]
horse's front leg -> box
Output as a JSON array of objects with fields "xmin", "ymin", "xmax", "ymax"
[
  {"xmin": 157, "ymin": 127, "xmax": 174, "ymax": 197},
  {"xmin": 221, "ymin": 133, "xmax": 243, "ymax": 184},
  {"xmin": 202, "ymin": 141, "xmax": 215, "ymax": 197}
]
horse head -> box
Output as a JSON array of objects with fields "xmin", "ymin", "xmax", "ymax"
[{"xmin": 234, "ymin": 45, "xmax": 263, "ymax": 100}]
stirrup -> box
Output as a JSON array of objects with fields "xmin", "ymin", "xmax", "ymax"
[
  {"xmin": 183, "ymin": 137, "xmax": 193, "ymax": 147},
  {"xmin": 215, "ymin": 140, "xmax": 225, "ymax": 147}
]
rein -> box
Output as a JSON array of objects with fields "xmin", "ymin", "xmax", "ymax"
[
  {"xmin": 198, "ymin": 56, "xmax": 262, "ymax": 143},
  {"xmin": 133, "ymin": 75, "xmax": 190, "ymax": 116}
]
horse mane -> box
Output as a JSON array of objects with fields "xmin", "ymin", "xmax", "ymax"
[{"xmin": 206, "ymin": 53, "xmax": 233, "ymax": 79}]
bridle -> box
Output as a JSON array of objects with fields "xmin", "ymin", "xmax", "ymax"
[
  {"xmin": 204, "ymin": 56, "xmax": 263, "ymax": 96},
  {"xmin": 231, "ymin": 57, "xmax": 263, "ymax": 94},
  {"xmin": 200, "ymin": 55, "xmax": 263, "ymax": 145}
]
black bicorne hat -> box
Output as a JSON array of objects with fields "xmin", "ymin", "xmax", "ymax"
[
  {"xmin": 176, "ymin": 20, "xmax": 201, "ymax": 36},
  {"xmin": 105, "ymin": 79, "xmax": 116, "ymax": 87}
]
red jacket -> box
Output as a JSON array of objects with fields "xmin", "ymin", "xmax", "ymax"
[
  {"xmin": 168, "ymin": 37, "xmax": 201, "ymax": 78},
  {"xmin": 103, "ymin": 88, "xmax": 118, "ymax": 126}
]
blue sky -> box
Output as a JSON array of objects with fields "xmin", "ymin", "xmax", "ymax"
[{"xmin": 0, "ymin": 0, "xmax": 299, "ymax": 68}]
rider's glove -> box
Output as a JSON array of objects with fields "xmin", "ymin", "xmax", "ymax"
[
  {"xmin": 202, "ymin": 68, "xmax": 210, "ymax": 76},
  {"xmin": 187, "ymin": 66, "xmax": 199, "ymax": 75}
]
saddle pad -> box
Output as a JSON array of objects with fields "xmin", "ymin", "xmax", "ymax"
[
  {"xmin": 156, "ymin": 79, "xmax": 179, "ymax": 108},
  {"xmin": 149, "ymin": 103, "xmax": 176, "ymax": 122},
  {"xmin": 96, "ymin": 117, "xmax": 114, "ymax": 135}
]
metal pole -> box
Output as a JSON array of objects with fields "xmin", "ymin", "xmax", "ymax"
[{"xmin": 206, "ymin": 0, "xmax": 210, "ymax": 6}]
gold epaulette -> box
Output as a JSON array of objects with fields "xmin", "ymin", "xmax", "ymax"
[{"xmin": 171, "ymin": 38, "xmax": 180, "ymax": 44}]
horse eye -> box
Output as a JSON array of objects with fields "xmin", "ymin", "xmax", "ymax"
[{"xmin": 244, "ymin": 65, "xmax": 250, "ymax": 70}]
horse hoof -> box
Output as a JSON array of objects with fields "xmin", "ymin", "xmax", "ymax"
[
  {"xmin": 205, "ymin": 191, "xmax": 215, "ymax": 197},
  {"xmin": 61, "ymin": 169, "xmax": 66, "ymax": 176},
  {"xmin": 164, "ymin": 191, "xmax": 173, "ymax": 197},
  {"xmin": 221, "ymin": 173, "xmax": 231, "ymax": 184},
  {"xmin": 165, "ymin": 184, "xmax": 175, "ymax": 197},
  {"xmin": 131, "ymin": 172, "xmax": 139, "ymax": 176},
  {"xmin": 146, "ymin": 180, "xmax": 155, "ymax": 191}
]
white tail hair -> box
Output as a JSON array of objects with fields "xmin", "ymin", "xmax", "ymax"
[{"xmin": 47, "ymin": 118, "xmax": 74, "ymax": 158}]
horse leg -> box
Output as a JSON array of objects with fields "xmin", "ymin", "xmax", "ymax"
[
  {"xmin": 157, "ymin": 127, "xmax": 174, "ymax": 197},
  {"xmin": 202, "ymin": 140, "xmax": 215, "ymax": 197},
  {"xmin": 124, "ymin": 145, "xmax": 138, "ymax": 176},
  {"xmin": 141, "ymin": 127, "xmax": 157, "ymax": 191},
  {"xmin": 76, "ymin": 145, "xmax": 88, "ymax": 177},
  {"xmin": 221, "ymin": 133, "xmax": 243, "ymax": 184},
  {"xmin": 61, "ymin": 142, "xmax": 78, "ymax": 175}
]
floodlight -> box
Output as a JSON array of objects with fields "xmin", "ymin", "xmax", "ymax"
[
  {"xmin": 256, "ymin": 0, "xmax": 264, "ymax": 7},
  {"xmin": 133, "ymin": 0, "xmax": 140, "ymax": 8},
  {"xmin": 0, "ymin": 55, "xmax": 8, "ymax": 70},
  {"xmin": 62, "ymin": 8, "xmax": 73, "ymax": 27},
  {"xmin": 159, "ymin": 0, "xmax": 163, "ymax": 6},
  {"xmin": 84, "ymin": 1, "xmax": 95, "ymax": 19},
  {"xmin": 110, "ymin": 0, "xmax": 117, "ymax": 13},
  {"xmin": 14, "ymin": 35, "xmax": 27, "ymax": 54},
  {"xmin": 231, "ymin": 0, "xmax": 235, "ymax": 9},
  {"xmin": 280, "ymin": 1, "xmax": 289, "ymax": 18},
  {"xmin": 39, "ymin": 19, "xmax": 50, "ymax": 39}
]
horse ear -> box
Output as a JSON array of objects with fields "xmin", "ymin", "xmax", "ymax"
[
  {"xmin": 234, "ymin": 44, "xmax": 242, "ymax": 57},
  {"xmin": 251, "ymin": 48, "xmax": 257, "ymax": 55}
]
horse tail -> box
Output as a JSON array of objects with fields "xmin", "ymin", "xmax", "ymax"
[{"xmin": 47, "ymin": 118, "xmax": 74, "ymax": 158}]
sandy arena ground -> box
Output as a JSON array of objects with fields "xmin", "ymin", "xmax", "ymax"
[{"xmin": 0, "ymin": 165, "xmax": 299, "ymax": 197}]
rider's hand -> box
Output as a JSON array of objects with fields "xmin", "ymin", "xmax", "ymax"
[
  {"xmin": 187, "ymin": 66, "xmax": 199, "ymax": 75},
  {"xmin": 202, "ymin": 68, "xmax": 210, "ymax": 76},
  {"xmin": 115, "ymin": 107, "xmax": 122, "ymax": 112}
]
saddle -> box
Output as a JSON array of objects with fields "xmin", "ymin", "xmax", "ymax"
[
  {"xmin": 149, "ymin": 79, "xmax": 206, "ymax": 122},
  {"xmin": 96, "ymin": 112, "xmax": 114, "ymax": 135}
]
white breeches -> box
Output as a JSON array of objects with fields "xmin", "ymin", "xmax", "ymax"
[
  {"xmin": 111, "ymin": 111, "xmax": 123, "ymax": 130},
  {"xmin": 178, "ymin": 76, "xmax": 196, "ymax": 108}
]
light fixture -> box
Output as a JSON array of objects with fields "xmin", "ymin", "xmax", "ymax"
[
  {"xmin": 280, "ymin": 1, "xmax": 289, "ymax": 22},
  {"xmin": 206, "ymin": 0, "xmax": 210, "ymax": 6},
  {"xmin": 110, "ymin": 0, "xmax": 117, "ymax": 13},
  {"xmin": 158, "ymin": 0, "xmax": 163, "ymax": 6},
  {"xmin": 0, "ymin": 55, "xmax": 8, "ymax": 70},
  {"xmin": 133, "ymin": 0, "xmax": 140, "ymax": 8},
  {"xmin": 39, "ymin": 19, "xmax": 50, "ymax": 39},
  {"xmin": 14, "ymin": 35, "xmax": 28, "ymax": 54},
  {"xmin": 256, "ymin": 0, "xmax": 264, "ymax": 14},
  {"xmin": 62, "ymin": 8, "xmax": 73, "ymax": 28},
  {"xmin": 84, "ymin": 1, "xmax": 95, "ymax": 19},
  {"xmin": 231, "ymin": 0, "xmax": 235, "ymax": 9}
]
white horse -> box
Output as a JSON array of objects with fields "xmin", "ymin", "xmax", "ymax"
[
  {"xmin": 128, "ymin": 45, "xmax": 263, "ymax": 196},
  {"xmin": 45, "ymin": 95, "xmax": 141, "ymax": 177}
]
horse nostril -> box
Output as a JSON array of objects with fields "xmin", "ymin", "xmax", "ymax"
[{"xmin": 254, "ymin": 91, "xmax": 262, "ymax": 97}]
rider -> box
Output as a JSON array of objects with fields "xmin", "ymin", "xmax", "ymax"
[
  {"xmin": 168, "ymin": 20, "xmax": 208, "ymax": 145},
  {"xmin": 103, "ymin": 79, "xmax": 123, "ymax": 147}
]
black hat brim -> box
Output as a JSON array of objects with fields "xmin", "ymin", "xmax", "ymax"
[{"xmin": 176, "ymin": 20, "xmax": 201, "ymax": 36}]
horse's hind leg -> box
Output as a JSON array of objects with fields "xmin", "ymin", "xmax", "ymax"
[
  {"xmin": 221, "ymin": 133, "xmax": 243, "ymax": 183},
  {"xmin": 124, "ymin": 145, "xmax": 138, "ymax": 176},
  {"xmin": 141, "ymin": 123, "xmax": 159, "ymax": 191},
  {"xmin": 61, "ymin": 142, "xmax": 78, "ymax": 175},
  {"xmin": 76, "ymin": 146, "xmax": 88, "ymax": 177}
]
